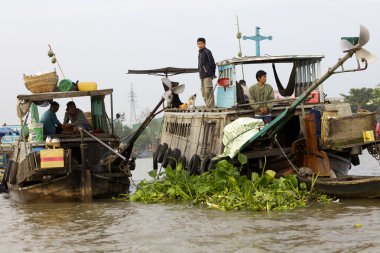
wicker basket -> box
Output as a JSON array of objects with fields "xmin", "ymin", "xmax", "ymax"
[{"xmin": 23, "ymin": 71, "xmax": 58, "ymax": 93}]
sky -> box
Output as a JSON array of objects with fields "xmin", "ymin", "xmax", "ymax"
[{"xmin": 0, "ymin": 0, "xmax": 379, "ymax": 125}]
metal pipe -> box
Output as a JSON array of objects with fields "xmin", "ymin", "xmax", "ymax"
[
  {"xmin": 80, "ymin": 128, "xmax": 126, "ymax": 161},
  {"xmin": 110, "ymin": 92, "xmax": 114, "ymax": 136}
]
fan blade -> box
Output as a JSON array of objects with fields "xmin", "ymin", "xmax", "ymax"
[
  {"xmin": 340, "ymin": 39, "xmax": 354, "ymax": 51},
  {"xmin": 358, "ymin": 25, "xmax": 370, "ymax": 47},
  {"xmin": 161, "ymin": 77, "xmax": 172, "ymax": 89},
  {"xmin": 356, "ymin": 48, "xmax": 377, "ymax": 64},
  {"xmin": 163, "ymin": 90, "xmax": 173, "ymax": 103},
  {"xmin": 172, "ymin": 84, "xmax": 185, "ymax": 94}
]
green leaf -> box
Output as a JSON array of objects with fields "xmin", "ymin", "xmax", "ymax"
[
  {"xmin": 165, "ymin": 166, "xmax": 175, "ymax": 177},
  {"xmin": 148, "ymin": 170, "xmax": 157, "ymax": 178},
  {"xmin": 265, "ymin": 170, "xmax": 276, "ymax": 179},
  {"xmin": 238, "ymin": 153, "xmax": 248, "ymax": 166},
  {"xmin": 216, "ymin": 159, "xmax": 234, "ymax": 170},
  {"xmin": 198, "ymin": 186, "xmax": 211, "ymax": 194},
  {"xmin": 251, "ymin": 172, "xmax": 260, "ymax": 182}
]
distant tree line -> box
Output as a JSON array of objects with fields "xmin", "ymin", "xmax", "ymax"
[
  {"xmin": 113, "ymin": 109, "xmax": 162, "ymax": 153},
  {"xmin": 340, "ymin": 84, "xmax": 380, "ymax": 113}
]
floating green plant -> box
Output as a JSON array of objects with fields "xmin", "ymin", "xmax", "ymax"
[{"xmin": 119, "ymin": 154, "xmax": 331, "ymax": 211}]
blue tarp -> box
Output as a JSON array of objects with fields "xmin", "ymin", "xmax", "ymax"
[{"xmin": 0, "ymin": 128, "xmax": 12, "ymax": 134}]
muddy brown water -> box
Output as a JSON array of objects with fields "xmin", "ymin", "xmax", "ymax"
[{"xmin": 1, "ymin": 153, "xmax": 380, "ymax": 253}]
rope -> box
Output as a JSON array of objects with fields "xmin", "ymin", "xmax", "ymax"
[{"xmin": 274, "ymin": 134, "xmax": 299, "ymax": 174}]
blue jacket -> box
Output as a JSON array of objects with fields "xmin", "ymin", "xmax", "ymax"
[{"xmin": 198, "ymin": 48, "xmax": 216, "ymax": 79}]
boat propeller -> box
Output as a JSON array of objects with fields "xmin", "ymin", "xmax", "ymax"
[{"xmin": 338, "ymin": 25, "xmax": 376, "ymax": 73}]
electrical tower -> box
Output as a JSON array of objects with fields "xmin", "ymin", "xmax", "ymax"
[{"xmin": 128, "ymin": 83, "xmax": 137, "ymax": 128}]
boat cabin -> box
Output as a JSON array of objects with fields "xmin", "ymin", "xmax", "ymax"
[{"xmin": 216, "ymin": 55, "xmax": 324, "ymax": 108}]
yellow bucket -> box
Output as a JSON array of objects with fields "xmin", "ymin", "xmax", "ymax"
[
  {"xmin": 363, "ymin": 130, "xmax": 375, "ymax": 142},
  {"xmin": 78, "ymin": 82, "xmax": 97, "ymax": 91}
]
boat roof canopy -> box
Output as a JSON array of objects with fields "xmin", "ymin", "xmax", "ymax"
[
  {"xmin": 217, "ymin": 55, "xmax": 325, "ymax": 65},
  {"xmin": 127, "ymin": 67, "xmax": 198, "ymax": 77},
  {"xmin": 17, "ymin": 89, "xmax": 113, "ymax": 102}
]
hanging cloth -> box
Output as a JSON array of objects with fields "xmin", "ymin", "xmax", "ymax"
[{"xmin": 272, "ymin": 62, "xmax": 297, "ymax": 97}]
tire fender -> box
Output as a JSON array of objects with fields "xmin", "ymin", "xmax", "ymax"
[{"xmin": 188, "ymin": 154, "xmax": 201, "ymax": 175}]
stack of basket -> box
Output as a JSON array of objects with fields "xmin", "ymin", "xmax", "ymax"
[{"xmin": 23, "ymin": 71, "xmax": 58, "ymax": 93}]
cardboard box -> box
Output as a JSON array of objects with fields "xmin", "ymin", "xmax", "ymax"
[{"xmin": 40, "ymin": 149, "xmax": 64, "ymax": 168}]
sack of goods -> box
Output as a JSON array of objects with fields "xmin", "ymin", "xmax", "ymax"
[{"xmin": 23, "ymin": 70, "xmax": 58, "ymax": 93}]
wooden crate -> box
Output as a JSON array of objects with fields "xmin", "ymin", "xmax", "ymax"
[{"xmin": 322, "ymin": 113, "xmax": 376, "ymax": 148}]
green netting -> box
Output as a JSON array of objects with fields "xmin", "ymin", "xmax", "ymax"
[
  {"xmin": 31, "ymin": 103, "xmax": 39, "ymax": 124},
  {"xmin": 91, "ymin": 96, "xmax": 107, "ymax": 132}
]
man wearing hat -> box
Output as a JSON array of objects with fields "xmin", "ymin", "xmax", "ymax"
[{"xmin": 197, "ymin": 37, "xmax": 216, "ymax": 107}]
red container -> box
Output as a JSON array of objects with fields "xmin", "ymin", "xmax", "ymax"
[
  {"xmin": 217, "ymin": 78, "xmax": 230, "ymax": 91},
  {"xmin": 306, "ymin": 90, "xmax": 320, "ymax": 104}
]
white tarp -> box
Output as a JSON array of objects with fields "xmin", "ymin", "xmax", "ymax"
[{"xmin": 216, "ymin": 117, "xmax": 264, "ymax": 159}]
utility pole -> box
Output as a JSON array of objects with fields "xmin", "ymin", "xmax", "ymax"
[{"xmin": 128, "ymin": 83, "xmax": 137, "ymax": 128}]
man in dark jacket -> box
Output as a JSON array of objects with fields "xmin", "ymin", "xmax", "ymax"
[{"xmin": 197, "ymin": 37, "xmax": 216, "ymax": 107}]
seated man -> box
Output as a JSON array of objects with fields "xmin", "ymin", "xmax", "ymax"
[
  {"xmin": 249, "ymin": 70, "xmax": 275, "ymax": 124},
  {"xmin": 62, "ymin": 101, "xmax": 91, "ymax": 132},
  {"xmin": 40, "ymin": 101, "xmax": 62, "ymax": 135}
]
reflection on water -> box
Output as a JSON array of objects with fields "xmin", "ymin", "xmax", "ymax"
[{"xmin": 0, "ymin": 153, "xmax": 380, "ymax": 253}]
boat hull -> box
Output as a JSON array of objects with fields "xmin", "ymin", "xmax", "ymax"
[
  {"xmin": 298, "ymin": 175, "xmax": 380, "ymax": 198},
  {"xmin": 7, "ymin": 174, "xmax": 130, "ymax": 203}
]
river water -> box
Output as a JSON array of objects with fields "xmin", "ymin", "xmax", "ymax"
[{"xmin": 1, "ymin": 153, "xmax": 380, "ymax": 253}]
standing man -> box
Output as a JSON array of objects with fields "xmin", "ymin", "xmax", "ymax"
[
  {"xmin": 40, "ymin": 101, "xmax": 62, "ymax": 135},
  {"xmin": 197, "ymin": 37, "xmax": 216, "ymax": 107},
  {"xmin": 249, "ymin": 70, "xmax": 274, "ymax": 121}
]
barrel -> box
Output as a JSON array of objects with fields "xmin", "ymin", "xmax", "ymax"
[
  {"xmin": 28, "ymin": 123, "xmax": 44, "ymax": 143},
  {"xmin": 78, "ymin": 82, "xmax": 97, "ymax": 91}
]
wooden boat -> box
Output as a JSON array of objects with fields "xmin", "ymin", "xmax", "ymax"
[
  {"xmin": 1, "ymin": 89, "xmax": 134, "ymax": 203},
  {"xmin": 298, "ymin": 175, "xmax": 380, "ymax": 198},
  {"xmin": 129, "ymin": 26, "xmax": 378, "ymax": 180}
]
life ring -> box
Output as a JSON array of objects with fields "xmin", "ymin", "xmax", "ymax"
[
  {"xmin": 169, "ymin": 148, "xmax": 181, "ymax": 169},
  {"xmin": 200, "ymin": 154, "xmax": 214, "ymax": 173},
  {"xmin": 157, "ymin": 143, "xmax": 168, "ymax": 163},
  {"xmin": 188, "ymin": 154, "xmax": 201, "ymax": 175},
  {"xmin": 178, "ymin": 155, "xmax": 187, "ymax": 170},
  {"xmin": 162, "ymin": 148, "xmax": 172, "ymax": 168},
  {"xmin": 8, "ymin": 162, "xmax": 18, "ymax": 185}
]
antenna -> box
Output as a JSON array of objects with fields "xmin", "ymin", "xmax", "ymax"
[
  {"xmin": 236, "ymin": 15, "xmax": 245, "ymax": 79},
  {"xmin": 128, "ymin": 83, "xmax": 137, "ymax": 128}
]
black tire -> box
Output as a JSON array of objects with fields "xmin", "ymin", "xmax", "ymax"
[
  {"xmin": 178, "ymin": 155, "xmax": 187, "ymax": 170},
  {"xmin": 8, "ymin": 162, "xmax": 18, "ymax": 185},
  {"xmin": 168, "ymin": 148, "xmax": 181, "ymax": 169},
  {"xmin": 208, "ymin": 158, "xmax": 219, "ymax": 171},
  {"xmin": 162, "ymin": 148, "xmax": 172, "ymax": 168},
  {"xmin": 188, "ymin": 154, "xmax": 201, "ymax": 175},
  {"xmin": 351, "ymin": 155, "xmax": 360, "ymax": 166},
  {"xmin": 200, "ymin": 154, "xmax": 214, "ymax": 173},
  {"xmin": 153, "ymin": 151, "xmax": 158, "ymax": 170},
  {"xmin": 157, "ymin": 143, "xmax": 168, "ymax": 163},
  {"xmin": 153, "ymin": 144, "xmax": 161, "ymax": 162}
]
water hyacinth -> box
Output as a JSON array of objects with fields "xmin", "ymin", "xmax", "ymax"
[{"xmin": 122, "ymin": 154, "xmax": 331, "ymax": 211}]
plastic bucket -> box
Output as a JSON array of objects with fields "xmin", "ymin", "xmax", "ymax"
[
  {"xmin": 58, "ymin": 79, "xmax": 73, "ymax": 91},
  {"xmin": 28, "ymin": 123, "xmax": 44, "ymax": 143},
  {"xmin": 78, "ymin": 82, "xmax": 97, "ymax": 91}
]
